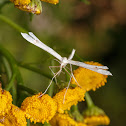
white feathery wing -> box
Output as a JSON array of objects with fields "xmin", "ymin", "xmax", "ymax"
[
  {"xmin": 67, "ymin": 60, "xmax": 112, "ymax": 75},
  {"xmin": 21, "ymin": 32, "xmax": 63, "ymax": 61},
  {"xmin": 68, "ymin": 49, "xmax": 76, "ymax": 60},
  {"xmin": 21, "ymin": 32, "xmax": 112, "ymax": 76}
]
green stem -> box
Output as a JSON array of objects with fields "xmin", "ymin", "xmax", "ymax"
[
  {"xmin": 71, "ymin": 105, "xmax": 78, "ymax": 112},
  {"xmin": 47, "ymin": 60, "xmax": 55, "ymax": 96},
  {"xmin": 16, "ymin": 70, "xmax": 24, "ymax": 85},
  {"xmin": 0, "ymin": 45, "xmax": 18, "ymax": 103},
  {"xmin": 70, "ymin": 105, "xmax": 84, "ymax": 122},
  {"xmin": 42, "ymin": 122, "xmax": 51, "ymax": 126},
  {"xmin": 1, "ymin": 55, "xmax": 17, "ymax": 104},
  {"xmin": 0, "ymin": 14, "xmax": 27, "ymax": 33},
  {"xmin": 0, "ymin": 47, "xmax": 38, "ymax": 95},
  {"xmin": 2, "ymin": 56, "xmax": 12, "ymax": 84},
  {"xmin": 0, "ymin": 45, "xmax": 17, "ymax": 88},
  {"xmin": 18, "ymin": 62, "xmax": 53, "ymax": 81},
  {"xmin": 27, "ymin": 119, "xmax": 30, "ymax": 126},
  {"xmin": 11, "ymin": 78, "xmax": 17, "ymax": 105},
  {"xmin": 85, "ymin": 92, "xmax": 94, "ymax": 108},
  {"xmin": 5, "ymin": 73, "xmax": 16, "ymax": 91}
]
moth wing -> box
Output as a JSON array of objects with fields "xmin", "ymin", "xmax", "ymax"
[
  {"xmin": 68, "ymin": 49, "xmax": 76, "ymax": 60},
  {"xmin": 21, "ymin": 32, "xmax": 63, "ymax": 61},
  {"xmin": 68, "ymin": 60, "xmax": 112, "ymax": 75}
]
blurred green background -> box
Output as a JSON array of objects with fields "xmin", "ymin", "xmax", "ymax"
[{"xmin": 0, "ymin": 0, "xmax": 126, "ymax": 126}]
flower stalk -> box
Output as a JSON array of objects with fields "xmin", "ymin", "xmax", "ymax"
[
  {"xmin": 0, "ymin": 45, "xmax": 18, "ymax": 104},
  {"xmin": 70, "ymin": 105, "xmax": 84, "ymax": 122},
  {"xmin": 85, "ymin": 92, "xmax": 94, "ymax": 108},
  {"xmin": 47, "ymin": 59, "xmax": 55, "ymax": 97},
  {"xmin": 0, "ymin": 14, "xmax": 27, "ymax": 33}
]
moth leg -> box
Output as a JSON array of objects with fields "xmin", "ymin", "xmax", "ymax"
[
  {"xmin": 63, "ymin": 66, "xmax": 74, "ymax": 103},
  {"xmin": 62, "ymin": 65, "xmax": 81, "ymax": 103},
  {"xmin": 63, "ymin": 74, "xmax": 72, "ymax": 104},
  {"xmin": 64, "ymin": 66, "xmax": 80, "ymax": 87},
  {"xmin": 69, "ymin": 64, "xmax": 81, "ymax": 87},
  {"xmin": 52, "ymin": 59, "xmax": 65, "ymax": 75},
  {"xmin": 49, "ymin": 66, "xmax": 60, "ymax": 84},
  {"xmin": 54, "ymin": 59, "xmax": 61, "ymax": 64},
  {"xmin": 39, "ymin": 68, "xmax": 62, "ymax": 97}
]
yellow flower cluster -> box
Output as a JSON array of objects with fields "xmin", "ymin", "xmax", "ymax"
[
  {"xmin": 21, "ymin": 93, "xmax": 57, "ymax": 124},
  {"xmin": 10, "ymin": 0, "xmax": 31, "ymax": 5},
  {"xmin": 50, "ymin": 113, "xmax": 88, "ymax": 126},
  {"xmin": 0, "ymin": 105, "xmax": 27, "ymax": 126},
  {"xmin": 84, "ymin": 115, "xmax": 110, "ymax": 125},
  {"xmin": 0, "ymin": 87, "xmax": 27, "ymax": 126},
  {"xmin": 10, "ymin": 0, "xmax": 42, "ymax": 14},
  {"xmin": 20, "ymin": 86, "xmax": 85, "ymax": 124},
  {"xmin": 77, "ymin": 122, "xmax": 88, "ymax": 126},
  {"xmin": 41, "ymin": 0, "xmax": 59, "ymax": 5},
  {"xmin": 16, "ymin": 5, "xmax": 42, "ymax": 15},
  {"xmin": 10, "ymin": 0, "xmax": 59, "ymax": 14},
  {"xmin": 0, "ymin": 88, "xmax": 12, "ymax": 116},
  {"xmin": 50, "ymin": 113, "xmax": 110, "ymax": 126},
  {"xmin": 83, "ymin": 104, "xmax": 110, "ymax": 126},
  {"xmin": 71, "ymin": 61, "xmax": 108, "ymax": 91},
  {"xmin": 0, "ymin": 86, "xmax": 86, "ymax": 125},
  {"xmin": 0, "ymin": 60, "xmax": 111, "ymax": 125},
  {"xmin": 53, "ymin": 86, "xmax": 85, "ymax": 113},
  {"xmin": 50, "ymin": 113, "xmax": 78, "ymax": 126}
]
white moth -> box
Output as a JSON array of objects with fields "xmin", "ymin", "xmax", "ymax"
[{"xmin": 21, "ymin": 32, "xmax": 112, "ymax": 97}]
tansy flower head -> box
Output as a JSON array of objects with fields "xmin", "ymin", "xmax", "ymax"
[
  {"xmin": 71, "ymin": 61, "xmax": 108, "ymax": 91},
  {"xmin": 84, "ymin": 115, "xmax": 110, "ymax": 125},
  {"xmin": 41, "ymin": 0, "xmax": 59, "ymax": 5},
  {"xmin": 50, "ymin": 113, "xmax": 88, "ymax": 126},
  {"xmin": 10, "ymin": 0, "xmax": 42, "ymax": 15},
  {"xmin": 10, "ymin": 0, "xmax": 31, "ymax": 6},
  {"xmin": 53, "ymin": 86, "xmax": 85, "ymax": 113},
  {"xmin": 21, "ymin": 93, "xmax": 57, "ymax": 124},
  {"xmin": 77, "ymin": 122, "xmax": 88, "ymax": 126},
  {"xmin": 50, "ymin": 113, "xmax": 78, "ymax": 126},
  {"xmin": 83, "ymin": 106, "xmax": 110, "ymax": 125},
  {"xmin": 0, "ymin": 88, "xmax": 12, "ymax": 116},
  {"xmin": 0, "ymin": 104, "xmax": 27, "ymax": 126}
]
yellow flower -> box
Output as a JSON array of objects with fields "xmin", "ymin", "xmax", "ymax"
[
  {"xmin": 10, "ymin": 0, "xmax": 59, "ymax": 14},
  {"xmin": 0, "ymin": 104, "xmax": 27, "ymax": 126},
  {"xmin": 10, "ymin": 0, "xmax": 42, "ymax": 15},
  {"xmin": 53, "ymin": 87, "xmax": 85, "ymax": 113},
  {"xmin": 50, "ymin": 113, "xmax": 78, "ymax": 126},
  {"xmin": 84, "ymin": 115, "xmax": 110, "ymax": 125},
  {"xmin": 71, "ymin": 61, "xmax": 108, "ymax": 91},
  {"xmin": 21, "ymin": 93, "xmax": 57, "ymax": 124},
  {"xmin": 0, "ymin": 88, "xmax": 12, "ymax": 116},
  {"xmin": 0, "ymin": 123, "xmax": 4, "ymax": 126},
  {"xmin": 10, "ymin": 0, "xmax": 31, "ymax": 6},
  {"xmin": 83, "ymin": 105, "xmax": 110, "ymax": 125},
  {"xmin": 50, "ymin": 113, "xmax": 89, "ymax": 126},
  {"xmin": 77, "ymin": 122, "xmax": 88, "ymax": 126},
  {"xmin": 41, "ymin": 0, "xmax": 59, "ymax": 5}
]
